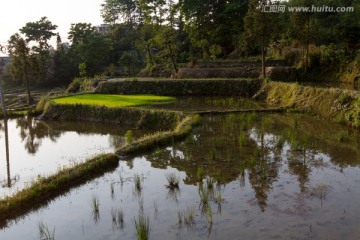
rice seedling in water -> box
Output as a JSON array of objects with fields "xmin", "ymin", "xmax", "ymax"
[
  {"xmin": 134, "ymin": 174, "xmax": 142, "ymax": 191},
  {"xmin": 90, "ymin": 194, "xmax": 100, "ymax": 213},
  {"xmin": 196, "ymin": 166, "xmax": 204, "ymax": 181},
  {"xmin": 125, "ymin": 130, "xmax": 134, "ymax": 144},
  {"xmin": 183, "ymin": 206, "xmax": 196, "ymax": 226},
  {"xmin": 90, "ymin": 194, "xmax": 100, "ymax": 224},
  {"xmin": 153, "ymin": 200, "xmax": 159, "ymax": 218},
  {"xmin": 214, "ymin": 189, "xmax": 222, "ymax": 214},
  {"xmin": 309, "ymin": 183, "xmax": 330, "ymax": 201},
  {"xmin": 178, "ymin": 210, "xmax": 182, "ymax": 225},
  {"xmin": 134, "ymin": 214, "xmax": 150, "ymax": 240},
  {"xmin": 206, "ymin": 177, "xmax": 215, "ymax": 190},
  {"xmin": 165, "ymin": 172, "xmax": 180, "ymax": 189},
  {"xmin": 118, "ymin": 170, "xmax": 124, "ymax": 185},
  {"xmin": 110, "ymin": 183, "xmax": 115, "ymax": 199},
  {"xmin": 206, "ymin": 204, "xmax": 213, "ymax": 224},
  {"xmin": 38, "ymin": 221, "xmax": 55, "ymax": 240},
  {"xmin": 199, "ymin": 185, "xmax": 210, "ymax": 211},
  {"xmin": 112, "ymin": 208, "xmax": 124, "ymax": 229}
]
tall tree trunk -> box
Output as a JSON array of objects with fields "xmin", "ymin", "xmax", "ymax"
[
  {"xmin": 24, "ymin": 62, "xmax": 33, "ymax": 105},
  {"xmin": 168, "ymin": 45, "xmax": 178, "ymax": 73},
  {"xmin": 146, "ymin": 44, "xmax": 154, "ymax": 66}
]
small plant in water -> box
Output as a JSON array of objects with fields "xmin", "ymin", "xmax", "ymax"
[
  {"xmin": 183, "ymin": 206, "xmax": 196, "ymax": 226},
  {"xmin": 38, "ymin": 221, "xmax": 55, "ymax": 240},
  {"xmin": 196, "ymin": 166, "xmax": 204, "ymax": 181},
  {"xmin": 134, "ymin": 174, "xmax": 142, "ymax": 191},
  {"xmin": 91, "ymin": 194, "xmax": 100, "ymax": 213},
  {"xmin": 134, "ymin": 214, "xmax": 150, "ymax": 240},
  {"xmin": 110, "ymin": 183, "xmax": 115, "ymax": 198},
  {"xmin": 206, "ymin": 177, "xmax": 215, "ymax": 190},
  {"xmin": 113, "ymin": 208, "xmax": 124, "ymax": 229},
  {"xmin": 165, "ymin": 172, "xmax": 180, "ymax": 189},
  {"xmin": 125, "ymin": 130, "xmax": 134, "ymax": 144},
  {"xmin": 199, "ymin": 184, "xmax": 210, "ymax": 208}
]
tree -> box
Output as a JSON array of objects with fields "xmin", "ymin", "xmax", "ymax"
[
  {"xmin": 240, "ymin": 0, "xmax": 281, "ymax": 78},
  {"xmin": 288, "ymin": 0, "xmax": 313, "ymax": 72},
  {"xmin": 7, "ymin": 34, "xmax": 33, "ymax": 104},
  {"xmin": 20, "ymin": 17, "xmax": 57, "ymax": 83},
  {"xmin": 101, "ymin": 0, "xmax": 142, "ymax": 25},
  {"xmin": 67, "ymin": 23, "xmax": 112, "ymax": 77},
  {"xmin": 180, "ymin": 0, "xmax": 249, "ymax": 58}
]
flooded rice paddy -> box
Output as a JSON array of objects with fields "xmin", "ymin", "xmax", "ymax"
[
  {"xmin": 0, "ymin": 116, "xmax": 150, "ymax": 198},
  {"xmin": 1, "ymin": 111, "xmax": 360, "ymax": 239}
]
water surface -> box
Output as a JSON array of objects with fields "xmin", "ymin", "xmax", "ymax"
[{"xmin": 1, "ymin": 113, "xmax": 360, "ymax": 239}]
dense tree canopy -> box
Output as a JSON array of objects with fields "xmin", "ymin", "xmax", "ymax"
[{"xmin": 3, "ymin": 0, "xmax": 360, "ymax": 86}]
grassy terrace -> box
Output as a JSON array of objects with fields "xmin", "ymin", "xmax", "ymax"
[{"xmin": 52, "ymin": 94, "xmax": 174, "ymax": 107}]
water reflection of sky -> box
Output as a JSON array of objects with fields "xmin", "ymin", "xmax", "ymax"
[{"xmin": 0, "ymin": 117, "xmax": 123, "ymax": 197}]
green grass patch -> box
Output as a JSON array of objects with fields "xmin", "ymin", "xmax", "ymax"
[{"xmin": 52, "ymin": 94, "xmax": 174, "ymax": 108}]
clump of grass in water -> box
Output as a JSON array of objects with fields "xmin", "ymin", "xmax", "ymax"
[
  {"xmin": 112, "ymin": 207, "xmax": 124, "ymax": 229},
  {"xmin": 165, "ymin": 172, "xmax": 180, "ymax": 189},
  {"xmin": 91, "ymin": 194, "xmax": 100, "ymax": 213},
  {"xmin": 134, "ymin": 174, "xmax": 142, "ymax": 191},
  {"xmin": 196, "ymin": 166, "xmax": 204, "ymax": 181},
  {"xmin": 134, "ymin": 215, "xmax": 150, "ymax": 240},
  {"xmin": 110, "ymin": 183, "xmax": 115, "ymax": 199},
  {"xmin": 178, "ymin": 210, "xmax": 182, "ymax": 225},
  {"xmin": 206, "ymin": 177, "xmax": 215, "ymax": 190},
  {"xmin": 183, "ymin": 206, "xmax": 196, "ymax": 226},
  {"xmin": 206, "ymin": 204, "xmax": 213, "ymax": 225},
  {"xmin": 38, "ymin": 221, "xmax": 55, "ymax": 240},
  {"xmin": 90, "ymin": 194, "xmax": 100, "ymax": 223},
  {"xmin": 199, "ymin": 185, "xmax": 210, "ymax": 210},
  {"xmin": 125, "ymin": 130, "xmax": 134, "ymax": 144}
]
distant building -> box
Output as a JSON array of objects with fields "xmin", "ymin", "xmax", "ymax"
[
  {"xmin": 0, "ymin": 56, "xmax": 11, "ymax": 75},
  {"xmin": 96, "ymin": 24, "xmax": 110, "ymax": 34}
]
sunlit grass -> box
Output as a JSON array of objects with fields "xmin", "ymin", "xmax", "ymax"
[
  {"xmin": 134, "ymin": 214, "xmax": 150, "ymax": 240},
  {"xmin": 52, "ymin": 94, "xmax": 174, "ymax": 108}
]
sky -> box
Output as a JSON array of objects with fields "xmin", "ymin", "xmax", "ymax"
[{"xmin": 0, "ymin": 0, "xmax": 104, "ymax": 55}]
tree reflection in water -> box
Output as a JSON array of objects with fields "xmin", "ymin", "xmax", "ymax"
[{"xmin": 16, "ymin": 116, "xmax": 61, "ymax": 154}]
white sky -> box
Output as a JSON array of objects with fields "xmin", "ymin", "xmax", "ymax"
[{"xmin": 0, "ymin": 0, "xmax": 104, "ymax": 54}]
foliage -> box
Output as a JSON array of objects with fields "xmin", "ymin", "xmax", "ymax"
[{"xmin": 95, "ymin": 79, "xmax": 262, "ymax": 97}]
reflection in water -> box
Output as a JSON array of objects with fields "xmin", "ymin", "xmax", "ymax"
[
  {"xmin": 1, "ymin": 113, "xmax": 360, "ymax": 239},
  {"xmin": 0, "ymin": 116, "xmax": 144, "ymax": 197},
  {"xmin": 136, "ymin": 113, "xmax": 360, "ymax": 212},
  {"xmin": 16, "ymin": 116, "xmax": 61, "ymax": 154},
  {"xmin": 0, "ymin": 118, "xmax": 19, "ymax": 188}
]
